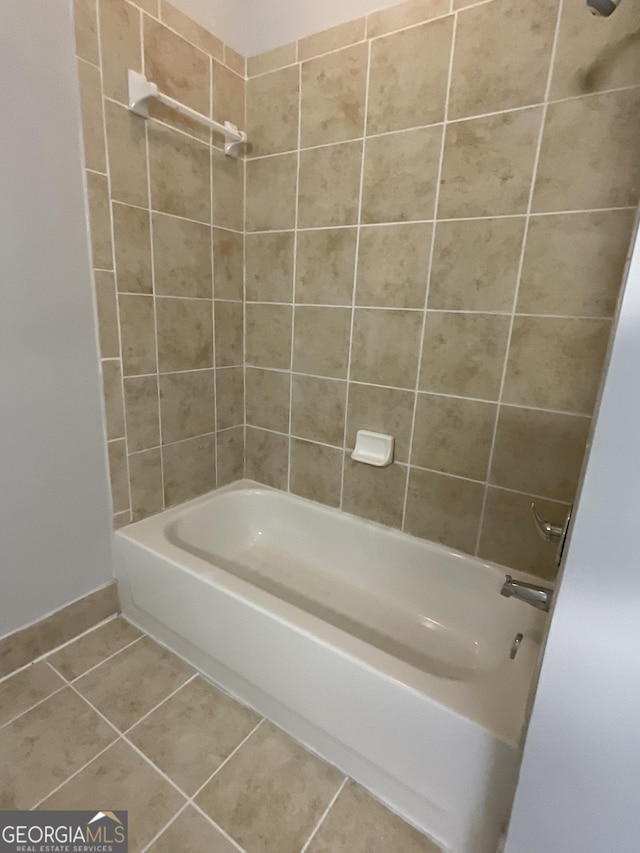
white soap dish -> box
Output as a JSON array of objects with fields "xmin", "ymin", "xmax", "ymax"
[{"xmin": 351, "ymin": 430, "xmax": 394, "ymax": 467}]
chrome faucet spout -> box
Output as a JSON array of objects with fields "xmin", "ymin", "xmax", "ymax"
[{"xmin": 500, "ymin": 575, "xmax": 553, "ymax": 612}]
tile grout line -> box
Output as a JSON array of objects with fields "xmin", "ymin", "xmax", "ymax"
[
  {"xmin": 285, "ymin": 59, "xmax": 304, "ymax": 493},
  {"xmin": 474, "ymin": 0, "xmax": 565, "ymax": 556},
  {"xmin": 242, "ymin": 81, "xmax": 640, "ymax": 161},
  {"xmin": 0, "ymin": 612, "xmax": 120, "ymax": 687},
  {"xmin": 95, "ymin": 0, "xmax": 134, "ymax": 524},
  {"xmin": 242, "ymin": 204, "xmax": 636, "ymax": 233},
  {"xmin": 56, "ymin": 634, "xmax": 145, "ymax": 684},
  {"xmin": 0, "ymin": 685, "xmax": 68, "ymax": 732},
  {"xmin": 299, "ymin": 777, "xmax": 348, "ymax": 853},
  {"xmin": 338, "ymin": 39, "xmax": 372, "ymax": 511},
  {"xmin": 401, "ymin": 10, "xmax": 458, "ymax": 532},
  {"xmin": 210, "ymin": 55, "xmax": 220, "ymax": 487},
  {"xmin": 242, "ymin": 46, "xmax": 248, "ymax": 481},
  {"xmin": 107, "ymin": 193, "xmax": 243, "ymax": 233}
]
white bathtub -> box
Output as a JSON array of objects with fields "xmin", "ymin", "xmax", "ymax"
[{"xmin": 114, "ymin": 480, "xmax": 547, "ymax": 853}]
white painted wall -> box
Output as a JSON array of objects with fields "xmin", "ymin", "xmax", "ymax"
[
  {"xmin": 0, "ymin": 0, "xmax": 114, "ymax": 637},
  {"xmin": 170, "ymin": 0, "xmax": 413, "ymax": 56},
  {"xmin": 504, "ymin": 217, "xmax": 640, "ymax": 852}
]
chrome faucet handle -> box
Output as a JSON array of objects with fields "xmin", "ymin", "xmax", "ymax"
[{"xmin": 531, "ymin": 502, "xmax": 564, "ymax": 542}]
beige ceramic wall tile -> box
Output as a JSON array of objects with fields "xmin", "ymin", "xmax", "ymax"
[
  {"xmin": 412, "ymin": 394, "xmax": 497, "ymax": 479},
  {"xmin": 290, "ymin": 439, "xmax": 343, "ymax": 507},
  {"xmin": 428, "ymin": 217, "xmax": 525, "ymax": 311},
  {"xmin": 361, "ymin": 126, "xmax": 442, "ymax": 223},
  {"xmin": 245, "ymin": 427, "xmax": 289, "ymax": 488},
  {"xmin": 212, "ymin": 62, "xmax": 246, "ymax": 152},
  {"xmin": 298, "ymin": 18, "xmax": 366, "ymax": 61},
  {"xmin": 144, "ymin": 17, "xmax": 211, "ymax": 141},
  {"xmin": 113, "ymin": 203, "xmax": 152, "ymax": 293},
  {"xmin": 41, "ymin": 740, "xmax": 185, "ymax": 853},
  {"xmin": 131, "ymin": 0, "xmax": 158, "ymax": 14},
  {"xmin": 246, "ymin": 368, "xmax": 291, "ymax": 432},
  {"xmin": 490, "ymin": 406, "xmax": 591, "ymax": 502},
  {"xmin": 439, "ymin": 107, "xmax": 543, "ymax": 218},
  {"xmin": 248, "ymin": 43, "xmax": 297, "ymax": 77},
  {"xmin": 104, "ymin": 101, "xmax": 149, "ymax": 208},
  {"xmin": 74, "ymin": 0, "xmax": 100, "ymax": 64},
  {"xmin": 246, "ymin": 154, "xmax": 298, "ymax": 231},
  {"xmin": 113, "ymin": 511, "xmax": 132, "ymax": 528},
  {"xmin": 213, "ymin": 230, "xmax": 243, "ymax": 300},
  {"xmin": 298, "ymin": 142, "xmax": 364, "ymax": 228},
  {"xmin": 118, "ymin": 294, "xmax": 157, "ymax": 375},
  {"xmin": 129, "ymin": 448, "xmax": 164, "ymax": 519},
  {"xmin": 159, "ymin": 370, "xmax": 216, "ymax": 443},
  {"xmin": 108, "ymin": 439, "xmax": 130, "ymax": 512},
  {"xmin": 102, "ymin": 360, "xmax": 125, "ymax": 439},
  {"xmin": 367, "ymin": 0, "xmax": 450, "ymax": 38},
  {"xmin": 129, "ymin": 677, "xmax": 260, "ymax": 795},
  {"xmin": 0, "ymin": 663, "xmax": 64, "ymax": 728},
  {"xmin": 77, "ymin": 60, "xmax": 106, "ymax": 173},
  {"xmin": 550, "ymin": 0, "xmax": 640, "ymax": 99},
  {"xmin": 216, "ymin": 368, "xmax": 245, "ymax": 429},
  {"xmin": 215, "ymin": 301, "xmax": 244, "ymax": 366},
  {"xmin": 532, "ymin": 89, "xmax": 640, "ymax": 212},
  {"xmin": 223, "ymin": 45, "xmax": 245, "ymax": 76},
  {"xmin": 48, "ymin": 618, "xmax": 142, "ymax": 681},
  {"xmin": 503, "ymin": 316, "xmax": 611, "ymax": 414},
  {"xmin": 291, "ymin": 375, "xmax": 347, "ymax": 445},
  {"xmin": 350, "ymin": 309, "xmax": 423, "ymax": 388},
  {"xmin": 245, "ymin": 303, "xmax": 293, "ymax": 369},
  {"xmin": 196, "ymin": 723, "xmax": 343, "ymax": 853},
  {"xmin": 342, "ymin": 459, "xmax": 407, "ymax": 528},
  {"xmin": 296, "ymin": 229, "xmax": 358, "ymax": 305},
  {"xmin": 148, "ymin": 124, "xmax": 211, "ymax": 222},
  {"xmin": 301, "ymin": 43, "xmax": 368, "ymax": 147},
  {"xmin": 356, "ymin": 223, "xmax": 432, "ymax": 308},
  {"xmin": 246, "ymin": 233, "xmax": 295, "ymax": 302},
  {"xmin": 419, "ymin": 312, "xmax": 511, "ymax": 399},
  {"xmin": 212, "ymin": 149, "xmax": 244, "ymax": 231},
  {"xmin": 160, "ymin": 1, "xmax": 223, "ymax": 58},
  {"xmin": 99, "ymin": 0, "xmax": 142, "ymax": 104},
  {"xmin": 0, "ymin": 689, "xmax": 117, "ymax": 809},
  {"xmin": 479, "ymin": 487, "xmax": 568, "ymax": 578},
  {"xmin": 405, "ymin": 467, "xmax": 485, "ymax": 554},
  {"xmin": 247, "ymin": 65, "xmax": 300, "ymax": 157},
  {"xmin": 308, "ymin": 780, "xmax": 440, "ymax": 853},
  {"xmin": 94, "ymin": 271, "xmax": 120, "ymax": 357},
  {"xmin": 292, "ymin": 307, "xmax": 352, "ymax": 379},
  {"xmin": 368, "ymin": 17, "xmax": 453, "ymax": 134},
  {"xmin": 156, "ymin": 298, "xmax": 214, "ymax": 372},
  {"xmin": 86, "ymin": 171, "xmax": 113, "ymax": 269},
  {"xmin": 164, "ymin": 434, "xmax": 216, "ymax": 504},
  {"xmin": 449, "ymin": 0, "xmax": 557, "ymax": 120},
  {"xmin": 519, "ymin": 210, "xmax": 634, "ymax": 317},
  {"xmin": 346, "ymin": 383, "xmax": 415, "ymax": 462},
  {"xmin": 152, "ymin": 213, "xmax": 212, "ymax": 298},
  {"xmin": 217, "ymin": 426, "xmax": 245, "ymax": 485}
]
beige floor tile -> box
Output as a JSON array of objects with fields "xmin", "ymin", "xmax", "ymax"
[
  {"xmin": 128, "ymin": 677, "xmax": 261, "ymax": 795},
  {"xmin": 0, "ymin": 662, "xmax": 64, "ymax": 727},
  {"xmin": 147, "ymin": 806, "xmax": 239, "ymax": 852},
  {"xmin": 0, "ymin": 688, "xmax": 116, "ymax": 809},
  {"xmin": 307, "ymin": 781, "xmax": 440, "ymax": 852},
  {"xmin": 47, "ymin": 618, "xmax": 143, "ymax": 681},
  {"xmin": 196, "ymin": 722, "xmax": 344, "ymax": 853},
  {"xmin": 41, "ymin": 740, "xmax": 185, "ymax": 853},
  {"xmin": 74, "ymin": 636, "xmax": 194, "ymax": 731}
]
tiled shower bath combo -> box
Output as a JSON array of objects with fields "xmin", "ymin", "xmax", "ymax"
[{"xmin": 3, "ymin": 0, "xmax": 634, "ymax": 850}]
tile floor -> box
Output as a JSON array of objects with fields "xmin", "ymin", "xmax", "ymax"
[{"xmin": 0, "ymin": 617, "xmax": 441, "ymax": 852}]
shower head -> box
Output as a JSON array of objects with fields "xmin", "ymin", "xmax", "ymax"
[{"xmin": 586, "ymin": 0, "xmax": 621, "ymax": 15}]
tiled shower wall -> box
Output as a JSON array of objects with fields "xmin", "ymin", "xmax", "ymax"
[
  {"xmin": 75, "ymin": 0, "xmax": 246, "ymax": 527},
  {"xmin": 242, "ymin": 0, "xmax": 640, "ymax": 579}
]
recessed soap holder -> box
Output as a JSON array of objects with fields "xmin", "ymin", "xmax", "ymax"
[{"xmin": 351, "ymin": 430, "xmax": 394, "ymax": 467}]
